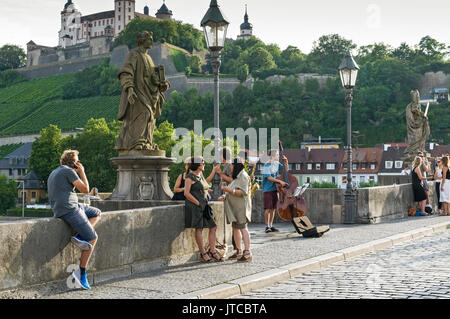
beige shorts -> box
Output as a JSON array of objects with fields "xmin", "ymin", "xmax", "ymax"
[{"xmin": 232, "ymin": 222, "xmax": 247, "ymax": 229}]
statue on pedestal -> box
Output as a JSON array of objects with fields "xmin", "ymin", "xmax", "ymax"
[
  {"xmin": 404, "ymin": 89, "xmax": 430, "ymax": 161},
  {"xmin": 115, "ymin": 31, "xmax": 170, "ymax": 154},
  {"xmin": 109, "ymin": 31, "xmax": 175, "ymax": 201}
]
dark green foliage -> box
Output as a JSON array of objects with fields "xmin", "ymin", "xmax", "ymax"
[
  {"xmin": 62, "ymin": 58, "xmax": 121, "ymax": 99},
  {"xmin": 61, "ymin": 118, "xmax": 120, "ymax": 192},
  {"xmin": 28, "ymin": 125, "xmax": 64, "ymax": 185},
  {"xmin": 0, "ymin": 70, "xmax": 27, "ymax": 88},
  {"xmin": 5, "ymin": 207, "xmax": 53, "ymax": 218},
  {"xmin": 311, "ymin": 181, "xmax": 338, "ymax": 189},
  {"xmin": 359, "ymin": 181, "xmax": 378, "ymax": 188},
  {"xmin": 170, "ymin": 48, "xmax": 189, "ymax": 72},
  {"xmin": 0, "ymin": 44, "xmax": 26, "ymax": 71},
  {"xmin": 0, "ymin": 175, "xmax": 17, "ymax": 214},
  {"xmin": 113, "ymin": 18, "xmax": 205, "ymax": 53}
]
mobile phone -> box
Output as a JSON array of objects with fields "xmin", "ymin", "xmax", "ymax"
[{"xmin": 69, "ymin": 161, "xmax": 78, "ymax": 169}]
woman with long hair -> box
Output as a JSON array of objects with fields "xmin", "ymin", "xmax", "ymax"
[
  {"xmin": 412, "ymin": 156, "xmax": 433, "ymax": 215},
  {"xmin": 440, "ymin": 155, "xmax": 450, "ymax": 216},
  {"xmin": 219, "ymin": 158, "xmax": 253, "ymax": 262},
  {"xmin": 434, "ymin": 157, "xmax": 443, "ymax": 215},
  {"xmin": 184, "ymin": 157, "xmax": 223, "ymax": 262}
]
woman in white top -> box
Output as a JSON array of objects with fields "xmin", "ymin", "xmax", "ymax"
[
  {"xmin": 434, "ymin": 157, "xmax": 443, "ymax": 215},
  {"xmin": 440, "ymin": 156, "xmax": 450, "ymax": 216}
]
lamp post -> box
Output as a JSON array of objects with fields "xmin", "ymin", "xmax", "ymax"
[
  {"xmin": 338, "ymin": 50, "xmax": 360, "ymax": 224},
  {"xmin": 201, "ymin": 0, "xmax": 229, "ymax": 200}
]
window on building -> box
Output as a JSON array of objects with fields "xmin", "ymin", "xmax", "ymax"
[
  {"xmin": 9, "ymin": 169, "xmax": 13, "ymax": 176},
  {"xmin": 295, "ymin": 163, "xmax": 301, "ymax": 170},
  {"xmin": 306, "ymin": 177, "xmax": 311, "ymax": 183},
  {"xmin": 369, "ymin": 176, "xmax": 375, "ymax": 181},
  {"xmin": 361, "ymin": 163, "xmax": 366, "ymax": 170},
  {"xmin": 307, "ymin": 164, "xmax": 312, "ymax": 170},
  {"xmin": 31, "ymin": 192, "xmax": 36, "ymax": 199},
  {"xmin": 360, "ymin": 176, "xmax": 365, "ymax": 183},
  {"xmin": 95, "ymin": 32, "xmax": 97, "ymax": 36},
  {"xmin": 118, "ymin": 16, "xmax": 121, "ymax": 21},
  {"xmin": 94, "ymin": 22, "xmax": 96, "ymax": 27},
  {"xmin": 332, "ymin": 176, "xmax": 336, "ymax": 184},
  {"xmin": 326, "ymin": 163, "xmax": 335, "ymax": 170},
  {"xmin": 395, "ymin": 161, "xmax": 403, "ymax": 169},
  {"xmin": 352, "ymin": 163, "xmax": 357, "ymax": 170},
  {"xmin": 129, "ymin": 8, "xmax": 131, "ymax": 12},
  {"xmin": 316, "ymin": 163, "xmax": 321, "ymax": 170},
  {"xmin": 370, "ymin": 163, "xmax": 376, "ymax": 170},
  {"xmin": 118, "ymin": 25, "xmax": 121, "ymax": 30},
  {"xmin": 288, "ymin": 164, "xmax": 293, "ymax": 171},
  {"xmin": 128, "ymin": 16, "xmax": 131, "ymax": 21},
  {"xmin": 118, "ymin": 7, "xmax": 121, "ymax": 12},
  {"xmin": 385, "ymin": 161, "xmax": 393, "ymax": 169}
]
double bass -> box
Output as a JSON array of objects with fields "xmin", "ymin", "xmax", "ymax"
[
  {"xmin": 275, "ymin": 141, "xmax": 306, "ymax": 221},
  {"xmin": 275, "ymin": 141, "xmax": 330, "ymax": 237}
]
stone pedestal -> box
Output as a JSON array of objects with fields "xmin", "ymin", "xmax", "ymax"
[{"xmin": 109, "ymin": 150, "xmax": 176, "ymax": 201}]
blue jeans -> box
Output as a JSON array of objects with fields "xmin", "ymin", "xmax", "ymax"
[{"xmin": 59, "ymin": 204, "xmax": 101, "ymax": 242}]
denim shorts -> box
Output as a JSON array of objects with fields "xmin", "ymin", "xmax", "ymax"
[{"xmin": 60, "ymin": 204, "xmax": 101, "ymax": 242}]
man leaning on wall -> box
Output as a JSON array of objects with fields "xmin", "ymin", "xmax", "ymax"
[{"xmin": 47, "ymin": 150, "xmax": 101, "ymax": 290}]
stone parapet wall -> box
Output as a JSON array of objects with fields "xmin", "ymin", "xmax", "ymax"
[
  {"xmin": 0, "ymin": 201, "xmax": 230, "ymax": 291},
  {"xmin": 251, "ymin": 182, "xmax": 438, "ymax": 225}
]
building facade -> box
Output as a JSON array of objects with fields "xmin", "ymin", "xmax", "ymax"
[{"xmin": 27, "ymin": 0, "xmax": 170, "ymax": 67}]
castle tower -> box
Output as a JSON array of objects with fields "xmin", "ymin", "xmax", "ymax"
[
  {"xmin": 237, "ymin": 5, "xmax": 253, "ymax": 40},
  {"xmin": 114, "ymin": 0, "xmax": 136, "ymax": 36},
  {"xmin": 59, "ymin": 0, "xmax": 83, "ymax": 47},
  {"xmin": 155, "ymin": 1, "xmax": 173, "ymax": 20}
]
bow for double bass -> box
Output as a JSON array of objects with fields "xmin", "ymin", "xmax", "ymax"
[{"xmin": 276, "ymin": 141, "xmax": 306, "ymax": 222}]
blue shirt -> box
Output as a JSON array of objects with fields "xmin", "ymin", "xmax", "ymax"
[{"xmin": 262, "ymin": 161, "xmax": 283, "ymax": 192}]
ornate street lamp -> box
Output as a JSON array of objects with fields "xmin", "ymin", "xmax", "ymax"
[
  {"xmin": 201, "ymin": 0, "xmax": 229, "ymax": 200},
  {"xmin": 338, "ymin": 50, "xmax": 360, "ymax": 224}
]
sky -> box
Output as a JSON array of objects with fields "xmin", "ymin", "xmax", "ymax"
[{"xmin": 0, "ymin": 0, "xmax": 449, "ymax": 53}]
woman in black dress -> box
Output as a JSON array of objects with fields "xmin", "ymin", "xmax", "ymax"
[
  {"xmin": 184, "ymin": 157, "xmax": 223, "ymax": 262},
  {"xmin": 412, "ymin": 156, "xmax": 432, "ymax": 214}
]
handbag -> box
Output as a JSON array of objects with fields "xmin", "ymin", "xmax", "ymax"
[{"xmin": 203, "ymin": 203, "xmax": 213, "ymax": 220}]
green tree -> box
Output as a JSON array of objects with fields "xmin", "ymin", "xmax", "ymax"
[
  {"xmin": 236, "ymin": 64, "xmax": 249, "ymax": 83},
  {"xmin": 0, "ymin": 44, "xmax": 26, "ymax": 71},
  {"xmin": 113, "ymin": 18, "xmax": 205, "ymax": 53},
  {"xmin": 247, "ymin": 47, "xmax": 276, "ymax": 73},
  {"xmin": 415, "ymin": 36, "xmax": 448, "ymax": 64},
  {"xmin": 188, "ymin": 54, "xmax": 202, "ymax": 73},
  {"xmin": 0, "ymin": 69, "xmax": 27, "ymax": 88},
  {"xmin": 0, "ymin": 175, "xmax": 17, "ymax": 214},
  {"xmin": 29, "ymin": 125, "xmax": 63, "ymax": 185},
  {"xmin": 308, "ymin": 34, "xmax": 356, "ymax": 73},
  {"xmin": 62, "ymin": 118, "xmax": 120, "ymax": 192},
  {"xmin": 280, "ymin": 45, "xmax": 305, "ymax": 69}
]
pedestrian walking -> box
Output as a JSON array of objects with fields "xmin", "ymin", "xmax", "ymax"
[
  {"xmin": 219, "ymin": 158, "xmax": 253, "ymax": 262},
  {"xmin": 184, "ymin": 157, "xmax": 223, "ymax": 262}
]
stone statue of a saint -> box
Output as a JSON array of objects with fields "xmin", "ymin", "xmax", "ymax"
[
  {"xmin": 404, "ymin": 89, "xmax": 430, "ymax": 160},
  {"xmin": 115, "ymin": 31, "xmax": 170, "ymax": 153}
]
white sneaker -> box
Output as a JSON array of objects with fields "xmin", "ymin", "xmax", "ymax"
[{"xmin": 71, "ymin": 236, "xmax": 92, "ymax": 251}]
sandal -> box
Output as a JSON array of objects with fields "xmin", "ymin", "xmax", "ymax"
[
  {"xmin": 238, "ymin": 250, "xmax": 253, "ymax": 262},
  {"xmin": 208, "ymin": 250, "xmax": 224, "ymax": 262},
  {"xmin": 229, "ymin": 250, "xmax": 243, "ymax": 259},
  {"xmin": 200, "ymin": 252, "xmax": 212, "ymax": 263}
]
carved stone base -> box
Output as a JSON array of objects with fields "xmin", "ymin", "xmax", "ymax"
[{"xmin": 109, "ymin": 154, "xmax": 176, "ymax": 201}]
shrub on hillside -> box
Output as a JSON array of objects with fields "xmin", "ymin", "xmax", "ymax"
[{"xmin": 0, "ymin": 69, "xmax": 27, "ymax": 88}]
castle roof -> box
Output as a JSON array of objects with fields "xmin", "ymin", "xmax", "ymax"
[
  {"xmin": 240, "ymin": 5, "xmax": 252, "ymax": 30},
  {"xmin": 157, "ymin": 2, "xmax": 172, "ymax": 15},
  {"xmin": 81, "ymin": 10, "xmax": 115, "ymax": 23},
  {"xmin": 64, "ymin": 0, "xmax": 73, "ymax": 10}
]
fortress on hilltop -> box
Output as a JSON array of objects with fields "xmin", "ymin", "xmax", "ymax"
[{"xmin": 26, "ymin": 0, "xmax": 174, "ymax": 67}]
